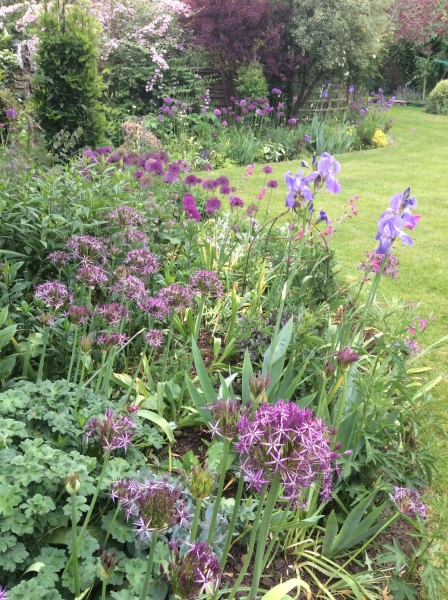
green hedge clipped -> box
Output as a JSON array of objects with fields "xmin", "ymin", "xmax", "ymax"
[{"xmin": 425, "ymin": 79, "xmax": 448, "ymax": 115}]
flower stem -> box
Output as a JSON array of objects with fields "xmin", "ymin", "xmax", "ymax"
[
  {"xmin": 124, "ymin": 343, "xmax": 148, "ymax": 402},
  {"xmin": 220, "ymin": 475, "xmax": 244, "ymax": 569},
  {"xmin": 161, "ymin": 309, "xmax": 174, "ymax": 381},
  {"xmin": 207, "ymin": 437, "xmax": 231, "ymax": 545},
  {"xmin": 37, "ymin": 329, "xmax": 49, "ymax": 381},
  {"xmin": 190, "ymin": 498, "xmax": 202, "ymax": 542},
  {"xmin": 139, "ymin": 534, "xmax": 157, "ymax": 600},
  {"xmin": 66, "ymin": 326, "xmax": 79, "ymax": 383},
  {"xmin": 334, "ymin": 370, "xmax": 348, "ymax": 427},
  {"xmin": 71, "ymin": 493, "xmax": 81, "ymax": 598},
  {"xmin": 101, "ymin": 579, "xmax": 107, "ymax": 600},
  {"xmin": 103, "ymin": 501, "xmax": 121, "ymax": 547},
  {"xmin": 95, "ymin": 352, "xmax": 107, "ymax": 393}
]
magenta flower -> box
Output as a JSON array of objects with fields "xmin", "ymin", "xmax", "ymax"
[
  {"xmin": 85, "ymin": 408, "xmax": 137, "ymax": 453},
  {"xmin": 271, "ymin": 88, "xmax": 282, "ymax": 95},
  {"xmin": 288, "ymin": 118, "xmax": 297, "ymax": 125},
  {"xmin": 190, "ymin": 270, "xmax": 224, "ymax": 299},
  {"xmin": 64, "ymin": 305, "xmax": 91, "ymax": 326},
  {"xmin": 234, "ymin": 400, "xmax": 342, "ymax": 501},
  {"xmin": 263, "ymin": 165, "xmax": 273, "ymax": 174},
  {"xmin": 229, "ymin": 195, "xmax": 244, "ymax": 209},
  {"xmin": 109, "ymin": 205, "xmax": 144, "ymax": 227},
  {"xmin": 336, "ymin": 347, "xmax": 360, "ymax": 369},
  {"xmin": 111, "ymin": 274, "xmax": 146, "ymax": 301},
  {"xmin": 138, "ymin": 296, "xmax": 170, "ymax": 320},
  {"xmin": 48, "ymin": 251, "xmax": 71, "ymax": 269},
  {"xmin": 267, "ymin": 180, "xmax": 278, "ymax": 189},
  {"xmin": 213, "ymin": 109, "xmax": 221, "ymax": 116},
  {"xmin": 94, "ymin": 303, "xmax": 129, "ymax": 325},
  {"xmin": 125, "ymin": 249, "xmax": 159, "ymax": 275},
  {"xmin": 184, "ymin": 174, "xmax": 202, "ymax": 186},
  {"xmin": 203, "ymin": 164, "xmax": 213, "ymax": 171},
  {"xmin": 0, "ymin": 586, "xmax": 7, "ymax": 599},
  {"xmin": 389, "ymin": 487, "xmax": 427, "ymax": 518},
  {"xmin": 5, "ymin": 108, "xmax": 17, "ymax": 119},
  {"xmin": 205, "ymin": 196, "xmax": 221, "ymax": 215},
  {"xmin": 34, "ymin": 281, "xmax": 72, "ymax": 309},
  {"xmin": 77, "ymin": 265, "xmax": 109, "ymax": 288},
  {"xmin": 144, "ymin": 329, "xmax": 164, "ymax": 348}
]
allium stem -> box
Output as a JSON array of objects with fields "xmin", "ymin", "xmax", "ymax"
[
  {"xmin": 101, "ymin": 578, "xmax": 107, "ymax": 600},
  {"xmin": 179, "ymin": 297, "xmax": 206, "ymax": 405},
  {"xmin": 70, "ymin": 493, "xmax": 81, "ymax": 597},
  {"xmin": 333, "ymin": 370, "xmax": 348, "ymax": 427},
  {"xmin": 124, "ymin": 343, "xmax": 148, "ymax": 402},
  {"xmin": 95, "ymin": 352, "xmax": 107, "ymax": 393},
  {"xmin": 207, "ymin": 437, "xmax": 231, "ymax": 545},
  {"xmin": 249, "ymin": 472, "xmax": 282, "ymax": 599},
  {"xmin": 139, "ymin": 534, "xmax": 157, "ymax": 600},
  {"xmin": 37, "ymin": 329, "xmax": 49, "ymax": 381},
  {"xmin": 74, "ymin": 361, "xmax": 86, "ymax": 412},
  {"xmin": 104, "ymin": 501, "xmax": 121, "ymax": 547},
  {"xmin": 161, "ymin": 309, "xmax": 174, "ymax": 382},
  {"xmin": 66, "ymin": 327, "xmax": 79, "ymax": 383},
  {"xmin": 190, "ymin": 497, "xmax": 202, "ymax": 542},
  {"xmin": 220, "ymin": 475, "xmax": 244, "ymax": 569}
]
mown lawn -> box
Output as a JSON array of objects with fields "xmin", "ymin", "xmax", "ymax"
[{"xmin": 219, "ymin": 105, "xmax": 448, "ymax": 514}]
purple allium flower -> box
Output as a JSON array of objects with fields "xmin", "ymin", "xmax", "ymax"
[
  {"xmin": 336, "ymin": 347, "xmax": 360, "ymax": 369},
  {"xmin": 164, "ymin": 170, "xmax": 179, "ymax": 184},
  {"xmin": 185, "ymin": 207, "xmax": 202, "ymax": 221},
  {"xmin": 138, "ymin": 296, "xmax": 170, "ymax": 320},
  {"xmin": 182, "ymin": 194, "xmax": 196, "ymax": 210},
  {"xmin": 201, "ymin": 178, "xmax": 219, "ymax": 191},
  {"xmin": 134, "ymin": 171, "xmax": 143, "ymax": 179},
  {"xmin": 109, "ymin": 205, "xmax": 145, "ymax": 228},
  {"xmin": 94, "ymin": 303, "xmax": 129, "ymax": 325},
  {"xmin": 48, "ymin": 251, "xmax": 71, "ymax": 269},
  {"xmin": 304, "ymin": 134, "xmax": 311, "ymax": 142},
  {"xmin": 85, "ymin": 408, "xmax": 137, "ymax": 453},
  {"xmin": 229, "ymin": 195, "xmax": 244, "ymax": 208},
  {"xmin": 162, "ymin": 541, "xmax": 221, "ymax": 600},
  {"xmin": 317, "ymin": 209, "xmax": 329, "ymax": 224},
  {"xmin": 221, "ymin": 120, "xmax": 228, "ymax": 126},
  {"xmin": 77, "ymin": 265, "xmax": 109, "ymax": 288},
  {"xmin": 263, "ymin": 165, "xmax": 273, "ymax": 174},
  {"xmin": 213, "ymin": 109, "xmax": 221, "ymax": 116},
  {"xmin": 124, "ymin": 228, "xmax": 148, "ymax": 246},
  {"xmin": 111, "ymin": 274, "xmax": 146, "ymax": 301},
  {"xmin": 184, "ymin": 174, "xmax": 201, "ymax": 186},
  {"xmin": 267, "ymin": 180, "xmax": 278, "ymax": 189},
  {"xmin": 389, "ymin": 487, "xmax": 427, "ymax": 518},
  {"xmin": 349, "ymin": 85, "xmax": 355, "ymax": 93},
  {"xmin": 215, "ymin": 175, "xmax": 229, "ymax": 186},
  {"xmin": 66, "ymin": 235, "xmax": 108, "ymax": 263},
  {"xmin": 219, "ymin": 184, "xmax": 231, "ymax": 195},
  {"xmin": 64, "ymin": 305, "xmax": 91, "ymax": 326},
  {"xmin": 235, "ymin": 400, "xmax": 342, "ymax": 501},
  {"xmin": 96, "ymin": 333, "xmax": 129, "ymax": 352},
  {"xmin": 34, "ymin": 281, "xmax": 72, "ymax": 309},
  {"xmin": 205, "ymin": 196, "xmax": 221, "ymax": 215},
  {"xmin": 284, "ymin": 170, "xmax": 314, "ymax": 208},
  {"xmin": 125, "ymin": 249, "xmax": 159, "ymax": 275},
  {"xmin": 144, "ymin": 329, "xmax": 164, "ymax": 348},
  {"xmin": 164, "ymin": 97, "xmax": 173, "ymax": 105},
  {"xmin": 99, "ymin": 547, "xmax": 121, "ymax": 579},
  {"xmin": 203, "ymin": 164, "xmax": 213, "ymax": 171},
  {"xmin": 190, "ymin": 270, "xmax": 223, "ymax": 299},
  {"xmin": 158, "ymin": 283, "xmax": 193, "ymax": 311},
  {"xmin": 145, "ymin": 159, "xmax": 164, "ymax": 176},
  {"xmin": 288, "ymin": 118, "xmax": 297, "ymax": 125},
  {"xmin": 208, "ymin": 399, "xmax": 251, "ymax": 441},
  {"xmin": 6, "ymin": 108, "xmax": 17, "ymax": 119},
  {"xmin": 271, "ymin": 88, "xmax": 282, "ymax": 95},
  {"xmin": 246, "ymin": 203, "xmax": 258, "ymax": 218}
]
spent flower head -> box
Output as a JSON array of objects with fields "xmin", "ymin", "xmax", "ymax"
[
  {"xmin": 85, "ymin": 408, "xmax": 137, "ymax": 454},
  {"xmin": 99, "ymin": 547, "xmax": 121, "ymax": 580},
  {"xmin": 180, "ymin": 463, "xmax": 215, "ymax": 500},
  {"xmin": 235, "ymin": 400, "xmax": 343, "ymax": 501},
  {"xmin": 390, "ymin": 487, "xmax": 427, "ymax": 518},
  {"xmin": 249, "ymin": 372, "xmax": 271, "ymax": 405},
  {"xmin": 79, "ymin": 335, "xmax": 94, "ymax": 353}
]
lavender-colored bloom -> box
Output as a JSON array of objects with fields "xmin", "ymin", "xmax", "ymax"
[
  {"xmin": 203, "ymin": 164, "xmax": 213, "ymax": 171},
  {"xmin": 337, "ymin": 347, "xmax": 360, "ymax": 369},
  {"xmin": 184, "ymin": 174, "xmax": 201, "ymax": 186},
  {"xmin": 34, "ymin": 281, "xmax": 72, "ymax": 309},
  {"xmin": 164, "ymin": 170, "xmax": 179, "ymax": 184},
  {"xmin": 111, "ymin": 274, "xmax": 146, "ymax": 301},
  {"xmin": 190, "ymin": 270, "xmax": 223, "ymax": 299},
  {"xmin": 138, "ymin": 296, "xmax": 170, "ymax": 320},
  {"xmin": 240, "ymin": 99, "xmax": 247, "ymax": 107},
  {"xmin": 288, "ymin": 118, "xmax": 297, "ymax": 125},
  {"xmin": 304, "ymin": 134, "xmax": 311, "ymax": 142},
  {"xmin": 234, "ymin": 400, "xmax": 342, "ymax": 501},
  {"xmin": 205, "ymin": 196, "xmax": 221, "ymax": 215},
  {"xmin": 222, "ymin": 120, "xmax": 228, "ymax": 126},
  {"xmin": 6, "ymin": 108, "xmax": 17, "ymax": 119},
  {"xmin": 404, "ymin": 337, "xmax": 423, "ymax": 356},
  {"xmin": 208, "ymin": 399, "xmax": 251, "ymax": 441},
  {"xmin": 94, "ymin": 303, "xmax": 129, "ymax": 325},
  {"xmin": 125, "ymin": 249, "xmax": 159, "ymax": 275},
  {"xmin": 267, "ymin": 180, "xmax": 278, "ymax": 189},
  {"xmin": 317, "ymin": 209, "xmax": 329, "ymax": 224},
  {"xmin": 201, "ymin": 178, "xmax": 219, "ymax": 191},
  {"xmin": 77, "ymin": 265, "xmax": 109, "ymax": 288},
  {"xmin": 246, "ymin": 203, "xmax": 258, "ymax": 218},
  {"xmin": 229, "ymin": 195, "xmax": 244, "ymax": 208},
  {"xmin": 271, "ymin": 88, "xmax": 282, "ymax": 95},
  {"xmin": 48, "ymin": 251, "xmax": 71, "ymax": 269},
  {"xmin": 85, "ymin": 408, "xmax": 137, "ymax": 453},
  {"xmin": 349, "ymin": 85, "xmax": 355, "ymax": 93},
  {"xmin": 109, "ymin": 205, "xmax": 144, "ymax": 228},
  {"xmin": 145, "ymin": 159, "xmax": 164, "ymax": 176},
  {"xmin": 219, "ymin": 184, "xmax": 231, "ymax": 195},
  {"xmin": 64, "ymin": 304, "xmax": 91, "ymax": 326},
  {"xmin": 124, "ymin": 228, "xmax": 148, "ymax": 246},
  {"xmin": 36, "ymin": 313, "xmax": 57, "ymax": 326},
  {"xmin": 375, "ymin": 214, "xmax": 414, "ymax": 255},
  {"xmin": 284, "ymin": 170, "xmax": 314, "ymax": 208},
  {"xmin": 144, "ymin": 329, "xmax": 164, "ymax": 348},
  {"xmin": 66, "ymin": 235, "xmax": 107, "ymax": 263},
  {"xmin": 380, "ymin": 188, "xmax": 419, "ymax": 229},
  {"xmin": 162, "ymin": 541, "xmax": 221, "ymax": 600},
  {"xmin": 358, "ymin": 252, "xmax": 398, "ymax": 278},
  {"xmin": 96, "ymin": 333, "xmax": 129, "ymax": 352},
  {"xmin": 263, "ymin": 165, "xmax": 273, "ymax": 174},
  {"xmin": 158, "ymin": 283, "xmax": 193, "ymax": 311},
  {"xmin": 322, "ymin": 90, "xmax": 328, "ymax": 98},
  {"xmin": 213, "ymin": 109, "xmax": 221, "ymax": 116},
  {"xmin": 316, "ymin": 152, "xmax": 341, "ymax": 194},
  {"xmin": 215, "ymin": 175, "xmax": 229, "ymax": 186},
  {"xmin": 389, "ymin": 487, "xmax": 427, "ymax": 518}
]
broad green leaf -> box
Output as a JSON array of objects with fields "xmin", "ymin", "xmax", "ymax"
[
  {"xmin": 261, "ymin": 578, "xmax": 311, "ymax": 600},
  {"xmin": 192, "ymin": 339, "xmax": 216, "ymax": 402},
  {"xmin": 138, "ymin": 410, "xmax": 174, "ymax": 444}
]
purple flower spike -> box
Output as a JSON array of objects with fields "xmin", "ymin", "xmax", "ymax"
[
  {"xmin": 234, "ymin": 400, "xmax": 342, "ymax": 502},
  {"xmin": 190, "ymin": 270, "xmax": 223, "ymax": 299},
  {"xmin": 390, "ymin": 487, "xmax": 427, "ymax": 518},
  {"xmin": 85, "ymin": 408, "xmax": 137, "ymax": 453}
]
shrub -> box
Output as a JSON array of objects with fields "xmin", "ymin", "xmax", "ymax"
[
  {"xmin": 32, "ymin": 0, "xmax": 106, "ymax": 153},
  {"xmin": 425, "ymin": 79, "xmax": 448, "ymax": 115},
  {"xmin": 235, "ymin": 61, "xmax": 268, "ymax": 100}
]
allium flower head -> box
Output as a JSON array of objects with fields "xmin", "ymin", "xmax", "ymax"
[
  {"xmin": 181, "ymin": 464, "xmax": 215, "ymax": 500},
  {"xmin": 158, "ymin": 284, "xmax": 193, "ymax": 311},
  {"xmin": 36, "ymin": 313, "xmax": 57, "ymax": 326},
  {"xmin": 235, "ymin": 400, "xmax": 342, "ymax": 501},
  {"xmin": 96, "ymin": 333, "xmax": 129, "ymax": 352},
  {"xmin": 48, "ymin": 251, "xmax": 71, "ymax": 269},
  {"xmin": 125, "ymin": 249, "xmax": 159, "ymax": 275},
  {"xmin": 34, "ymin": 281, "xmax": 72, "ymax": 309},
  {"xmin": 85, "ymin": 408, "xmax": 137, "ymax": 453},
  {"xmin": 77, "ymin": 265, "xmax": 109, "ymax": 288},
  {"xmin": 111, "ymin": 274, "xmax": 146, "ymax": 301},
  {"xmin": 336, "ymin": 347, "xmax": 360, "ymax": 369},
  {"xmin": 79, "ymin": 336, "xmax": 94, "ymax": 353},
  {"xmin": 205, "ymin": 196, "xmax": 221, "ymax": 215},
  {"xmin": 201, "ymin": 178, "xmax": 219, "ymax": 191},
  {"xmin": 99, "ymin": 547, "xmax": 120, "ymax": 579},
  {"xmin": 162, "ymin": 541, "xmax": 221, "ymax": 600},
  {"xmin": 124, "ymin": 228, "xmax": 148, "ymax": 246},
  {"xmin": 109, "ymin": 205, "xmax": 145, "ymax": 228},
  {"xmin": 64, "ymin": 304, "xmax": 91, "ymax": 326},
  {"xmin": 208, "ymin": 399, "xmax": 251, "ymax": 441},
  {"xmin": 229, "ymin": 195, "xmax": 244, "ymax": 209},
  {"xmin": 389, "ymin": 487, "xmax": 427, "ymax": 518},
  {"xmin": 144, "ymin": 329, "xmax": 164, "ymax": 348},
  {"xmin": 246, "ymin": 203, "xmax": 258, "ymax": 217},
  {"xmin": 184, "ymin": 174, "xmax": 201, "ymax": 186},
  {"xmin": 249, "ymin": 372, "xmax": 271, "ymax": 405},
  {"xmin": 263, "ymin": 165, "xmax": 273, "ymax": 174},
  {"xmin": 190, "ymin": 270, "xmax": 223, "ymax": 299},
  {"xmin": 6, "ymin": 108, "xmax": 17, "ymax": 119},
  {"xmin": 66, "ymin": 236, "xmax": 107, "ymax": 263},
  {"xmin": 94, "ymin": 303, "xmax": 129, "ymax": 325},
  {"xmin": 138, "ymin": 296, "xmax": 170, "ymax": 320},
  {"xmin": 267, "ymin": 179, "xmax": 278, "ymax": 189},
  {"xmin": 0, "ymin": 586, "xmax": 7, "ymax": 600}
]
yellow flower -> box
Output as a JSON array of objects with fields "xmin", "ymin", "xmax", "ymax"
[{"xmin": 372, "ymin": 129, "xmax": 387, "ymax": 147}]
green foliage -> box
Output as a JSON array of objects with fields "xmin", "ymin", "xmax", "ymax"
[
  {"xmin": 426, "ymin": 79, "xmax": 448, "ymax": 115},
  {"xmin": 235, "ymin": 61, "xmax": 268, "ymax": 100},
  {"xmin": 32, "ymin": 1, "xmax": 106, "ymax": 152},
  {"xmin": 0, "ymin": 48, "xmax": 18, "ymax": 90}
]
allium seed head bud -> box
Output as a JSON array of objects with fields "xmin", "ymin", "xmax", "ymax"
[
  {"xmin": 249, "ymin": 371, "xmax": 271, "ymax": 405},
  {"xmin": 64, "ymin": 473, "xmax": 81, "ymax": 495}
]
